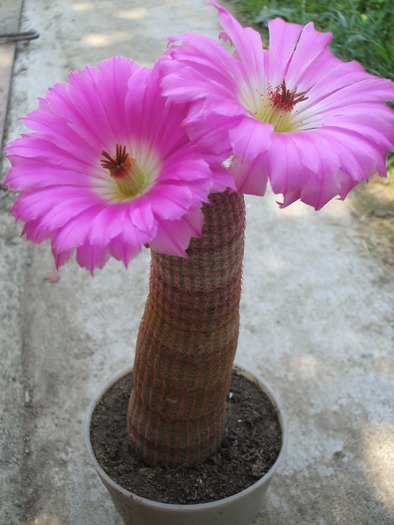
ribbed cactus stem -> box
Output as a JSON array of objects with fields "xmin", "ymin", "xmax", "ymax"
[{"xmin": 127, "ymin": 191, "xmax": 246, "ymax": 467}]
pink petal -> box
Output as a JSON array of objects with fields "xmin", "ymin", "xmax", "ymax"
[
  {"xmin": 303, "ymin": 77, "xmax": 394, "ymax": 125},
  {"xmin": 230, "ymin": 153, "xmax": 268, "ymax": 197},
  {"xmin": 228, "ymin": 118, "xmax": 272, "ymax": 194},
  {"xmin": 183, "ymin": 101, "xmax": 244, "ymax": 160},
  {"xmin": 20, "ymin": 218, "xmax": 45, "ymax": 243},
  {"xmin": 5, "ymin": 160, "xmax": 99, "ymax": 191},
  {"xmin": 162, "ymin": 38, "xmax": 242, "ymax": 104},
  {"xmin": 208, "ymin": 164, "xmax": 237, "ymax": 193},
  {"xmin": 318, "ymin": 128, "xmax": 387, "ymax": 180},
  {"xmin": 108, "ymin": 232, "xmax": 144, "ymax": 268},
  {"xmin": 86, "ymin": 204, "xmax": 129, "ymax": 248},
  {"xmin": 10, "ymin": 187, "xmax": 98, "ymax": 226},
  {"xmin": 20, "ymin": 108, "xmax": 97, "ymax": 163},
  {"xmin": 285, "ymin": 22, "xmax": 332, "ymax": 88},
  {"xmin": 75, "ymin": 244, "xmax": 110, "ymax": 275},
  {"xmin": 128, "ymin": 203, "xmax": 156, "ymax": 236},
  {"xmin": 267, "ymin": 134, "xmax": 304, "ymax": 197},
  {"xmin": 209, "ymin": 1, "xmax": 265, "ymax": 85},
  {"xmin": 150, "ymin": 208, "xmax": 204, "ymax": 257},
  {"xmin": 5, "ymin": 134, "xmax": 92, "ymax": 170},
  {"xmin": 295, "ymin": 170, "xmax": 341, "ymax": 210},
  {"xmin": 290, "ymin": 132, "xmax": 340, "ymax": 178},
  {"xmin": 51, "ymin": 204, "xmax": 109, "ymax": 252},
  {"xmin": 44, "ymin": 80, "xmax": 106, "ymax": 151},
  {"xmin": 90, "ymin": 57, "xmax": 140, "ymax": 142},
  {"xmin": 265, "ymin": 132, "xmax": 344, "ymax": 209},
  {"xmin": 52, "ymin": 245, "xmax": 74, "ymax": 269},
  {"xmin": 266, "ymin": 18, "xmax": 303, "ymax": 88}
]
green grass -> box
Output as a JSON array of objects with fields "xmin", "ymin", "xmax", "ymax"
[{"xmin": 229, "ymin": 0, "xmax": 393, "ymax": 81}]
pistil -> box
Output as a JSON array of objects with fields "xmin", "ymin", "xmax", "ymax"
[{"xmin": 101, "ymin": 144, "xmax": 147, "ymax": 198}]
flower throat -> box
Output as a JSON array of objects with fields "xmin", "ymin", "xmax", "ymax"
[
  {"xmin": 255, "ymin": 80, "xmax": 308, "ymax": 133},
  {"xmin": 101, "ymin": 144, "xmax": 147, "ymax": 198}
]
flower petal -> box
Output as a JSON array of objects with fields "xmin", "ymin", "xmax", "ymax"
[
  {"xmin": 150, "ymin": 208, "xmax": 204, "ymax": 257},
  {"xmin": 208, "ymin": 1, "xmax": 265, "ymax": 85},
  {"xmin": 285, "ymin": 21, "xmax": 332, "ymax": 88},
  {"xmin": 266, "ymin": 18, "xmax": 304, "ymax": 88},
  {"xmin": 229, "ymin": 118, "xmax": 272, "ymax": 195}
]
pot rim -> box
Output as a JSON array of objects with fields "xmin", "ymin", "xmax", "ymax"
[{"xmin": 85, "ymin": 362, "xmax": 288, "ymax": 512}]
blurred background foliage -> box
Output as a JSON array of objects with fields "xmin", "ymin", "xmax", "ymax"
[
  {"xmin": 228, "ymin": 0, "xmax": 393, "ymax": 268},
  {"xmin": 230, "ymin": 0, "xmax": 393, "ymax": 81}
]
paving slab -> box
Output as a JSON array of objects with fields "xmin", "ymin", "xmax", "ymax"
[{"xmin": 0, "ymin": 1, "xmax": 393, "ymax": 524}]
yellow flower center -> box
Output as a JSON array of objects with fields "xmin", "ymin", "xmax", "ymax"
[
  {"xmin": 254, "ymin": 80, "xmax": 308, "ymax": 133},
  {"xmin": 101, "ymin": 144, "xmax": 147, "ymax": 199}
]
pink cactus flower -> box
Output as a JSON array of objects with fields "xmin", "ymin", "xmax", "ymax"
[
  {"xmin": 161, "ymin": 1, "xmax": 394, "ymax": 210},
  {"xmin": 5, "ymin": 57, "xmax": 233, "ymax": 273}
]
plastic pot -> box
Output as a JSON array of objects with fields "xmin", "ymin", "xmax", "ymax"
[{"xmin": 85, "ymin": 364, "xmax": 287, "ymax": 525}]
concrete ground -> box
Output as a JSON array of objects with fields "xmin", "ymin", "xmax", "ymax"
[{"xmin": 0, "ymin": 0, "xmax": 393, "ymax": 524}]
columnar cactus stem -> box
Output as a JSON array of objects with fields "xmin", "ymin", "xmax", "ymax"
[{"xmin": 127, "ymin": 191, "xmax": 246, "ymax": 467}]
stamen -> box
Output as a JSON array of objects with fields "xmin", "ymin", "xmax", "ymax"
[
  {"xmin": 101, "ymin": 144, "xmax": 147, "ymax": 198},
  {"xmin": 253, "ymin": 80, "xmax": 309, "ymax": 133},
  {"xmin": 101, "ymin": 144, "xmax": 135, "ymax": 179},
  {"xmin": 269, "ymin": 80, "xmax": 308, "ymax": 112}
]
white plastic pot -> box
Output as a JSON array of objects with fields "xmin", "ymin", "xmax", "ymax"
[{"xmin": 85, "ymin": 364, "xmax": 287, "ymax": 525}]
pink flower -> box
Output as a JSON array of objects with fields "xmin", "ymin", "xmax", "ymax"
[
  {"xmin": 5, "ymin": 57, "xmax": 232, "ymax": 273},
  {"xmin": 161, "ymin": 2, "xmax": 394, "ymax": 209}
]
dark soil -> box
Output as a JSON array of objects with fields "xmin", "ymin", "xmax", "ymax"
[{"xmin": 90, "ymin": 369, "xmax": 283, "ymax": 505}]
